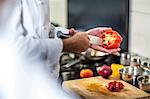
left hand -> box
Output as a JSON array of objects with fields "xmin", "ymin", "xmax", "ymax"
[
  {"xmin": 90, "ymin": 45, "xmax": 121, "ymax": 56},
  {"xmin": 86, "ymin": 27, "xmax": 121, "ymax": 56},
  {"xmin": 87, "ymin": 27, "xmax": 112, "ymax": 37}
]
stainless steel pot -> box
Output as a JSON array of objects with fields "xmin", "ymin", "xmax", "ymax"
[
  {"xmin": 137, "ymin": 75, "xmax": 150, "ymax": 92},
  {"xmin": 131, "ymin": 55, "xmax": 147, "ymax": 65},
  {"xmin": 120, "ymin": 66, "xmax": 143, "ymax": 86},
  {"xmin": 141, "ymin": 59, "xmax": 150, "ymax": 75},
  {"xmin": 120, "ymin": 66, "xmax": 143, "ymax": 76},
  {"xmin": 61, "ymin": 71, "xmax": 76, "ymax": 81},
  {"xmin": 120, "ymin": 52, "xmax": 137, "ymax": 60}
]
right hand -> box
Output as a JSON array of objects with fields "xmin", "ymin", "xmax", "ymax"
[{"xmin": 62, "ymin": 32, "xmax": 90, "ymax": 53}]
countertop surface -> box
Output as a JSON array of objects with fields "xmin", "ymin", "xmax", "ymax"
[{"xmin": 63, "ymin": 76, "xmax": 150, "ymax": 99}]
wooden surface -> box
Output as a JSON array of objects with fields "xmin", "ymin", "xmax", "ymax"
[{"xmin": 63, "ymin": 76, "xmax": 150, "ymax": 99}]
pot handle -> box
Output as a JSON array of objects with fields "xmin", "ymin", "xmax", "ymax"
[{"xmin": 63, "ymin": 59, "xmax": 80, "ymax": 68}]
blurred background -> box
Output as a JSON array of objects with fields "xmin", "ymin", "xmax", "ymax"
[{"xmin": 1, "ymin": 0, "xmax": 150, "ymax": 98}]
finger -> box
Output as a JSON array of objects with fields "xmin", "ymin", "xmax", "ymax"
[
  {"xmin": 112, "ymin": 52, "xmax": 120, "ymax": 56},
  {"xmin": 91, "ymin": 45, "xmax": 121, "ymax": 56},
  {"xmin": 87, "ymin": 30, "xmax": 99, "ymax": 36},
  {"xmin": 69, "ymin": 29, "xmax": 75, "ymax": 35},
  {"xmin": 69, "ymin": 28, "xmax": 77, "ymax": 35},
  {"xmin": 96, "ymin": 27, "xmax": 112, "ymax": 35},
  {"xmin": 109, "ymin": 48, "xmax": 121, "ymax": 53},
  {"xmin": 91, "ymin": 45, "xmax": 112, "ymax": 53},
  {"xmin": 108, "ymin": 48, "xmax": 121, "ymax": 56},
  {"xmin": 101, "ymin": 27, "xmax": 112, "ymax": 32},
  {"xmin": 87, "ymin": 27, "xmax": 112, "ymax": 36},
  {"xmin": 88, "ymin": 27, "xmax": 112, "ymax": 33}
]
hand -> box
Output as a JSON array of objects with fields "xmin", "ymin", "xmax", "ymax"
[
  {"xmin": 86, "ymin": 27, "xmax": 120, "ymax": 56},
  {"xmin": 87, "ymin": 27, "xmax": 112, "ymax": 37},
  {"xmin": 62, "ymin": 32, "xmax": 90, "ymax": 53},
  {"xmin": 90, "ymin": 45, "xmax": 121, "ymax": 56}
]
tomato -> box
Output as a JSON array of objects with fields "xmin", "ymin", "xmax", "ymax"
[
  {"xmin": 80, "ymin": 69, "xmax": 94, "ymax": 78},
  {"xmin": 100, "ymin": 30, "xmax": 122, "ymax": 49}
]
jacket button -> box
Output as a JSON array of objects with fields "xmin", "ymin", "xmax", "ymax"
[
  {"xmin": 42, "ymin": 26, "xmax": 47, "ymax": 30},
  {"xmin": 37, "ymin": 0, "xmax": 44, "ymax": 5}
]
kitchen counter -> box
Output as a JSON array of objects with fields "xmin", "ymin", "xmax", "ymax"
[{"xmin": 63, "ymin": 76, "xmax": 150, "ymax": 99}]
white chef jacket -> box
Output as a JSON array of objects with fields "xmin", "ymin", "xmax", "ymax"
[{"xmin": 1, "ymin": 0, "xmax": 68, "ymax": 78}]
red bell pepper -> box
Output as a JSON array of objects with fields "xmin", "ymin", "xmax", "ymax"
[{"xmin": 100, "ymin": 30, "xmax": 122, "ymax": 49}]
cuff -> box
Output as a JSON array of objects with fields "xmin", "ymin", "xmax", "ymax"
[{"xmin": 54, "ymin": 27, "xmax": 69, "ymax": 38}]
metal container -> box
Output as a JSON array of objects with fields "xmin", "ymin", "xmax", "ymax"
[
  {"xmin": 137, "ymin": 75, "xmax": 150, "ymax": 92},
  {"xmin": 141, "ymin": 59, "xmax": 150, "ymax": 75},
  {"xmin": 141, "ymin": 59, "xmax": 150, "ymax": 69},
  {"xmin": 120, "ymin": 52, "xmax": 131, "ymax": 66},
  {"xmin": 61, "ymin": 71, "xmax": 76, "ymax": 81},
  {"xmin": 131, "ymin": 55, "xmax": 147, "ymax": 64},
  {"xmin": 120, "ymin": 52, "xmax": 137, "ymax": 60},
  {"xmin": 130, "ymin": 55, "xmax": 147, "ymax": 67},
  {"xmin": 120, "ymin": 53, "xmax": 147, "ymax": 67},
  {"xmin": 120, "ymin": 52, "xmax": 131, "ymax": 60},
  {"xmin": 120, "ymin": 66, "xmax": 143, "ymax": 76},
  {"xmin": 120, "ymin": 66, "xmax": 143, "ymax": 86}
]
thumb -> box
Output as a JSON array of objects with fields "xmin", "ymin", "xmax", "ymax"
[{"xmin": 87, "ymin": 27, "xmax": 112, "ymax": 36}]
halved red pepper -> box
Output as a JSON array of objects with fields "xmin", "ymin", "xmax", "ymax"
[{"xmin": 100, "ymin": 30, "xmax": 122, "ymax": 49}]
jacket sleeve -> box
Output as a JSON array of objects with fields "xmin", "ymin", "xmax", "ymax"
[
  {"xmin": 12, "ymin": 0, "xmax": 63, "ymax": 67},
  {"xmin": 16, "ymin": 35, "xmax": 63, "ymax": 65}
]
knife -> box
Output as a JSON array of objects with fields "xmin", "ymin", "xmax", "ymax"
[{"xmin": 57, "ymin": 31, "xmax": 100, "ymax": 45}]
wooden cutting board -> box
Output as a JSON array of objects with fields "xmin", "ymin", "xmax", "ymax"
[{"xmin": 63, "ymin": 76, "xmax": 150, "ymax": 99}]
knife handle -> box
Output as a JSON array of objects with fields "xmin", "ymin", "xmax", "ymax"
[
  {"xmin": 57, "ymin": 31, "xmax": 100, "ymax": 45},
  {"xmin": 57, "ymin": 31, "xmax": 70, "ymax": 39}
]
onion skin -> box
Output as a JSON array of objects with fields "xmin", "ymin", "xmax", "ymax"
[{"xmin": 98, "ymin": 65, "xmax": 112, "ymax": 78}]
